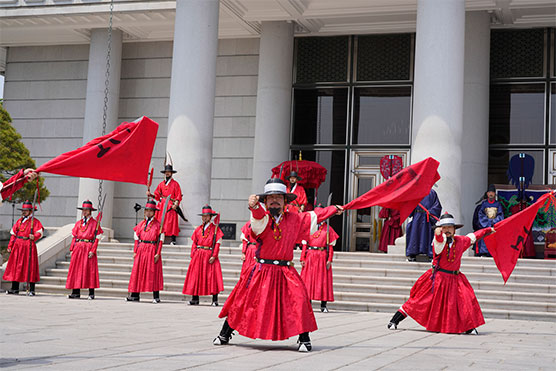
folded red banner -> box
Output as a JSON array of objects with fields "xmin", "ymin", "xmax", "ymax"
[
  {"xmin": 485, "ymin": 192, "xmax": 554, "ymax": 283},
  {"xmin": 342, "ymin": 157, "xmax": 441, "ymax": 223},
  {"xmin": 37, "ymin": 116, "xmax": 158, "ymax": 185}
]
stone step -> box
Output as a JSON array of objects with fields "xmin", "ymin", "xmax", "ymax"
[
  {"xmin": 94, "ymin": 249, "xmax": 556, "ymax": 276},
  {"xmin": 51, "ymin": 261, "xmax": 556, "ymax": 293},
  {"xmin": 85, "ymin": 256, "xmax": 556, "ymax": 284},
  {"xmin": 97, "ymin": 243, "xmax": 556, "ymax": 268},
  {"xmin": 36, "ymin": 276, "xmax": 556, "ymax": 313},
  {"xmin": 32, "ymin": 283, "xmax": 556, "ymax": 322},
  {"xmin": 44, "ymin": 267, "xmax": 556, "ymax": 303}
]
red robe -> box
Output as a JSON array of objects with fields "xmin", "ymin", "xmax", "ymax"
[
  {"xmin": 240, "ymin": 222, "xmax": 257, "ymax": 278},
  {"xmin": 153, "ymin": 178, "xmax": 183, "ymax": 236},
  {"xmin": 378, "ymin": 208, "xmax": 403, "ymax": 253},
  {"xmin": 300, "ymin": 223, "xmax": 338, "ymax": 302},
  {"xmin": 182, "ymin": 222, "xmax": 224, "ymax": 295},
  {"xmin": 66, "ymin": 217, "xmax": 103, "ymax": 289},
  {"xmin": 2, "ymin": 216, "xmax": 43, "ymax": 283},
  {"xmin": 401, "ymin": 228, "xmax": 491, "ymax": 333},
  {"xmin": 128, "ymin": 218, "xmax": 164, "ymax": 292},
  {"xmin": 219, "ymin": 204, "xmax": 338, "ymax": 341},
  {"xmin": 286, "ymin": 183, "xmax": 308, "ymax": 213}
]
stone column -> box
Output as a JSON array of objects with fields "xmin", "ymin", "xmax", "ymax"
[
  {"xmin": 167, "ymin": 0, "xmax": 219, "ymax": 232},
  {"xmin": 251, "ymin": 21, "xmax": 294, "ymax": 193},
  {"xmin": 77, "ymin": 29, "xmax": 122, "ymax": 227},
  {"xmin": 461, "ymin": 11, "xmax": 491, "ymax": 233},
  {"xmin": 411, "ymin": 0, "xmax": 466, "ymax": 221}
]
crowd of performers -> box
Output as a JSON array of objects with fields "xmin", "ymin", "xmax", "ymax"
[{"xmin": 0, "ymin": 166, "xmax": 543, "ymax": 352}]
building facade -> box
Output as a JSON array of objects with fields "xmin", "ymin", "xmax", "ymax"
[{"xmin": 0, "ymin": 0, "xmax": 555, "ymax": 250}]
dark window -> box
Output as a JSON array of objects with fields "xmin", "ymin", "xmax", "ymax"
[
  {"xmin": 356, "ymin": 34, "xmax": 411, "ymax": 81},
  {"xmin": 551, "ymin": 83, "xmax": 556, "ymax": 144},
  {"xmin": 490, "ymin": 29, "xmax": 545, "ymax": 79},
  {"xmin": 353, "ymin": 86, "xmax": 411, "ymax": 145},
  {"xmin": 295, "ymin": 36, "xmax": 349, "ymax": 84},
  {"xmin": 291, "ymin": 149, "xmax": 346, "ymax": 251},
  {"xmin": 292, "ymin": 88, "xmax": 348, "ymax": 145},
  {"xmin": 488, "ymin": 149, "xmax": 544, "ymax": 185},
  {"xmin": 489, "ymin": 84, "xmax": 545, "ymax": 145}
]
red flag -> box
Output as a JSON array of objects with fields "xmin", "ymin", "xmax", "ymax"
[
  {"xmin": 342, "ymin": 157, "xmax": 440, "ymax": 223},
  {"xmin": 484, "ymin": 192, "xmax": 554, "ymax": 283},
  {"xmin": 37, "ymin": 117, "xmax": 158, "ymax": 185}
]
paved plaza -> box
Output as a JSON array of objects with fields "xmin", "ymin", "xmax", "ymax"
[{"xmin": 0, "ymin": 294, "xmax": 554, "ymax": 370}]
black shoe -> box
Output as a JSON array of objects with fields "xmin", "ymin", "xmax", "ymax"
[
  {"xmin": 27, "ymin": 291, "xmax": 36, "ymax": 297},
  {"xmin": 321, "ymin": 307, "xmax": 329, "ymax": 313},
  {"xmin": 213, "ymin": 335, "xmax": 231, "ymax": 345},
  {"xmin": 125, "ymin": 296, "xmax": 140, "ymax": 302},
  {"xmin": 68, "ymin": 293, "xmax": 81, "ymax": 299},
  {"xmin": 211, "ymin": 301, "xmax": 218, "ymax": 307},
  {"xmin": 465, "ymin": 328, "xmax": 478, "ymax": 335},
  {"xmin": 387, "ymin": 322, "xmax": 397, "ymax": 330},
  {"xmin": 152, "ymin": 298, "xmax": 161, "ymax": 304},
  {"xmin": 6, "ymin": 289, "xmax": 19, "ymax": 295},
  {"xmin": 188, "ymin": 300, "xmax": 199, "ymax": 305},
  {"xmin": 297, "ymin": 341, "xmax": 312, "ymax": 352},
  {"xmin": 407, "ymin": 256, "xmax": 417, "ymax": 262},
  {"xmin": 88, "ymin": 295, "xmax": 95, "ymax": 300}
]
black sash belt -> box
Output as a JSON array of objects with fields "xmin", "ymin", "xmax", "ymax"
[
  {"xmin": 308, "ymin": 246, "xmax": 326, "ymax": 251},
  {"xmin": 76, "ymin": 239, "xmax": 94, "ymax": 243},
  {"xmin": 16, "ymin": 236, "xmax": 29, "ymax": 240},
  {"xmin": 139, "ymin": 239, "xmax": 157, "ymax": 244},
  {"xmin": 247, "ymin": 242, "xmax": 256, "ymax": 246},
  {"xmin": 196, "ymin": 246, "xmax": 213, "ymax": 250},
  {"xmin": 433, "ymin": 266, "xmax": 460, "ymax": 275},
  {"xmin": 256, "ymin": 257, "xmax": 292, "ymax": 267}
]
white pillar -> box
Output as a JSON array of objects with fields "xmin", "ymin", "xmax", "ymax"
[
  {"xmin": 78, "ymin": 29, "xmax": 122, "ymax": 227},
  {"xmin": 251, "ymin": 21, "xmax": 294, "ymax": 193},
  {"xmin": 411, "ymin": 0, "xmax": 466, "ymax": 221},
  {"xmin": 461, "ymin": 11, "xmax": 491, "ymax": 233},
  {"xmin": 167, "ymin": 0, "xmax": 219, "ymax": 231}
]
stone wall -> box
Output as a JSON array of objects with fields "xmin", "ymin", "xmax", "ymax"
[{"xmin": 1, "ymin": 38, "xmax": 259, "ymax": 241}]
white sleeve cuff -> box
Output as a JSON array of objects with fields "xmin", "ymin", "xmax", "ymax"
[
  {"xmin": 250, "ymin": 214, "xmax": 268, "ymax": 236},
  {"xmin": 134, "ymin": 232, "xmax": 139, "ymax": 241},
  {"xmin": 309, "ymin": 211, "xmax": 318, "ymax": 235},
  {"xmin": 330, "ymin": 240, "xmax": 337, "ymax": 247},
  {"xmin": 433, "ymin": 234, "xmax": 446, "ymax": 255},
  {"xmin": 466, "ymin": 233, "xmax": 477, "ymax": 244}
]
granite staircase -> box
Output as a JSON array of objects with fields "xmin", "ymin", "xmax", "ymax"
[{"xmin": 36, "ymin": 241, "xmax": 556, "ymax": 321}]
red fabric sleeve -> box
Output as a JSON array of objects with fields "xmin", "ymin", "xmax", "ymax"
[
  {"xmin": 173, "ymin": 181, "xmax": 183, "ymax": 202},
  {"xmin": 7, "ymin": 234, "xmax": 15, "ymax": 251},
  {"xmin": 91, "ymin": 239, "xmax": 99, "ymax": 254},
  {"xmin": 156, "ymin": 241, "xmax": 163, "ymax": 256},
  {"xmin": 250, "ymin": 203, "xmax": 267, "ymax": 220},
  {"xmin": 1, "ymin": 169, "xmax": 27, "ymax": 201},
  {"xmin": 32, "ymin": 220, "xmax": 43, "ymax": 240},
  {"xmin": 314, "ymin": 206, "xmax": 338, "ymax": 224},
  {"xmin": 241, "ymin": 239, "xmax": 248, "ymax": 254},
  {"xmin": 300, "ymin": 242, "xmax": 308, "ymax": 261},
  {"xmin": 69, "ymin": 238, "xmax": 76, "ymax": 252},
  {"xmin": 378, "ymin": 208, "xmax": 389, "ymax": 219},
  {"xmin": 191, "ymin": 230, "xmax": 198, "ymax": 258},
  {"xmin": 212, "ymin": 242, "xmax": 220, "ymax": 258},
  {"xmin": 328, "ymin": 245, "xmax": 334, "ymax": 262},
  {"xmin": 133, "ymin": 240, "xmax": 138, "ymax": 253},
  {"xmin": 474, "ymin": 227, "xmax": 493, "ymax": 241},
  {"xmin": 153, "ymin": 183, "xmax": 163, "ymax": 201}
]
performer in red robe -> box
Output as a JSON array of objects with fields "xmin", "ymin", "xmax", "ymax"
[
  {"xmin": 378, "ymin": 208, "xmax": 403, "ymax": 253},
  {"xmin": 300, "ymin": 218, "xmax": 338, "ymax": 313},
  {"xmin": 126, "ymin": 200, "xmax": 164, "ymax": 303},
  {"xmin": 183, "ymin": 205, "xmax": 224, "ymax": 306},
  {"xmin": 286, "ymin": 171, "xmax": 308, "ymax": 213},
  {"xmin": 214, "ymin": 178, "xmax": 343, "ymax": 352},
  {"xmin": 0, "ymin": 168, "xmax": 37, "ymax": 204},
  {"xmin": 387, "ymin": 213, "xmax": 493, "ymax": 334},
  {"xmin": 66, "ymin": 200, "xmax": 103, "ymax": 300},
  {"xmin": 240, "ymin": 221, "xmax": 257, "ymax": 278},
  {"xmin": 3, "ymin": 200, "xmax": 43, "ymax": 295},
  {"xmin": 148, "ymin": 164, "xmax": 182, "ymax": 245}
]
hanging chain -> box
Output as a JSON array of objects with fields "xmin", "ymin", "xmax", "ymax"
[{"xmin": 98, "ymin": 0, "xmax": 114, "ymax": 209}]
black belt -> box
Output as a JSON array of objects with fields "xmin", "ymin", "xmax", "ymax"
[
  {"xmin": 308, "ymin": 246, "xmax": 326, "ymax": 251},
  {"xmin": 196, "ymin": 246, "xmax": 213, "ymax": 250},
  {"xmin": 247, "ymin": 242, "xmax": 256, "ymax": 246},
  {"xmin": 256, "ymin": 257, "xmax": 292, "ymax": 267},
  {"xmin": 139, "ymin": 239, "xmax": 157, "ymax": 244},
  {"xmin": 16, "ymin": 236, "xmax": 29, "ymax": 240},
  {"xmin": 76, "ymin": 239, "xmax": 94, "ymax": 243},
  {"xmin": 433, "ymin": 266, "xmax": 459, "ymax": 275}
]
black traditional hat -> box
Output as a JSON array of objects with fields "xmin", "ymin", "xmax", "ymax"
[
  {"xmin": 144, "ymin": 200, "xmax": 159, "ymax": 211},
  {"xmin": 161, "ymin": 164, "xmax": 177, "ymax": 174},
  {"xmin": 487, "ymin": 184, "xmax": 496, "ymax": 193},
  {"xmin": 257, "ymin": 178, "xmax": 297, "ymax": 203},
  {"xmin": 435, "ymin": 212, "xmax": 464, "ymax": 229},
  {"xmin": 77, "ymin": 200, "xmax": 97, "ymax": 211},
  {"xmin": 17, "ymin": 200, "xmax": 37, "ymax": 211},
  {"xmin": 288, "ymin": 171, "xmax": 303, "ymax": 181},
  {"xmin": 198, "ymin": 204, "xmax": 218, "ymax": 216}
]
